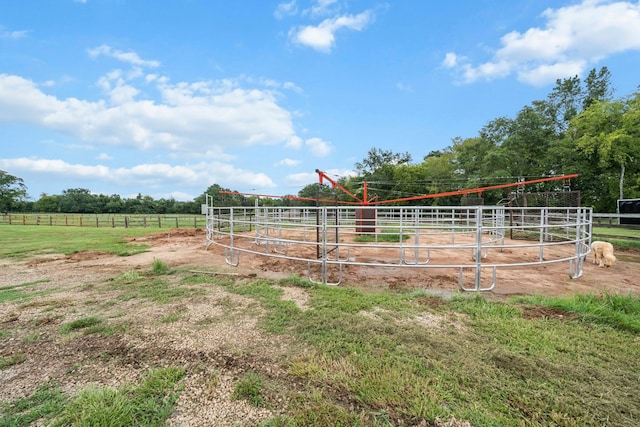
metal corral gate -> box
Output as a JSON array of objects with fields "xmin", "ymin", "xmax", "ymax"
[{"xmin": 204, "ymin": 196, "xmax": 592, "ymax": 291}]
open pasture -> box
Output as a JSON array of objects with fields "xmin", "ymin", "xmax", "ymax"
[{"xmin": 1, "ymin": 226, "xmax": 640, "ymax": 426}]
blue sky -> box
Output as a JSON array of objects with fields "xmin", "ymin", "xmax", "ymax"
[{"xmin": 1, "ymin": 0, "xmax": 639, "ymax": 202}]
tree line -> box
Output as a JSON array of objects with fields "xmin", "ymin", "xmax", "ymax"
[{"xmin": 1, "ymin": 67, "xmax": 638, "ymax": 214}]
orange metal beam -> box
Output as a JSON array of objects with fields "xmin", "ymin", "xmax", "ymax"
[
  {"xmin": 315, "ymin": 169, "xmax": 363, "ymax": 204},
  {"xmin": 369, "ymin": 173, "xmax": 580, "ymax": 205},
  {"xmin": 219, "ymin": 173, "xmax": 579, "ymax": 206}
]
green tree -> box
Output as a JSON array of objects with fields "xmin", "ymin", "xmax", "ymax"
[
  {"xmin": 297, "ymin": 183, "xmax": 332, "ymax": 205},
  {"xmin": 451, "ymin": 135, "xmax": 500, "ymax": 181},
  {"xmin": 354, "ymin": 148, "xmax": 412, "ymax": 176},
  {"xmin": 58, "ymin": 188, "xmax": 95, "ymax": 213},
  {"xmin": 34, "ymin": 194, "xmax": 60, "ymax": 212},
  {"xmin": 104, "ymin": 194, "xmax": 125, "ymax": 213},
  {"xmin": 544, "ymin": 67, "xmax": 613, "ymax": 135},
  {"xmin": 351, "ymin": 148, "xmax": 412, "ymax": 202},
  {"xmin": 583, "ymin": 66, "xmax": 613, "ymax": 109},
  {"xmin": 391, "ymin": 148, "xmax": 458, "ymax": 205},
  {"xmin": 570, "ymin": 94, "xmax": 640, "ymax": 204},
  {"xmin": 0, "ymin": 170, "xmax": 28, "ymax": 212},
  {"xmin": 502, "ymin": 103, "xmax": 556, "ymax": 180},
  {"xmin": 194, "ymin": 184, "xmax": 232, "ymax": 207}
]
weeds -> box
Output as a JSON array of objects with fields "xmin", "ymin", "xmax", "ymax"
[
  {"xmin": 0, "ymin": 380, "xmax": 67, "ymax": 427},
  {"xmin": 0, "ymin": 280, "xmax": 50, "ymax": 304},
  {"xmin": 59, "ymin": 316, "xmax": 102, "ymax": 334},
  {"xmin": 353, "ymin": 232, "xmax": 410, "ymax": 243},
  {"xmin": 120, "ymin": 270, "xmax": 141, "ymax": 282},
  {"xmin": 51, "ymin": 367, "xmax": 184, "ymax": 427},
  {"xmin": 211, "ymin": 277, "xmax": 640, "ymax": 426},
  {"xmin": 279, "ymin": 275, "xmax": 316, "ymax": 289},
  {"xmin": 152, "ymin": 258, "xmax": 170, "ymax": 275},
  {"xmin": 232, "ymin": 371, "xmax": 265, "ymax": 407},
  {"xmin": 0, "ymin": 353, "xmax": 26, "ymax": 370},
  {"xmin": 517, "ymin": 292, "xmax": 640, "ymax": 333},
  {"xmin": 161, "ymin": 311, "xmax": 182, "ymax": 323}
]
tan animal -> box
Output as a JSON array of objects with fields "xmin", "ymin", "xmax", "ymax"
[{"xmin": 591, "ymin": 241, "xmax": 616, "ymax": 267}]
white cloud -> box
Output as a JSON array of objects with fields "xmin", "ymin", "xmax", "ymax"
[
  {"xmin": 283, "ymin": 81, "xmax": 303, "ymax": 93},
  {"xmin": 285, "ymin": 135, "xmax": 303, "ymax": 149},
  {"xmin": 395, "ymin": 82, "xmax": 413, "ymax": 92},
  {"xmin": 274, "ymin": 0, "xmax": 298, "ymax": 19},
  {"xmin": 285, "ymin": 172, "xmax": 317, "ymax": 187},
  {"xmin": 308, "ymin": 0, "xmax": 339, "ymax": 18},
  {"xmin": 97, "ymin": 153, "xmax": 112, "ymax": 160},
  {"xmin": 0, "ymin": 29, "xmax": 29, "ymax": 40},
  {"xmin": 442, "ymin": 52, "xmax": 460, "ymax": 68},
  {"xmin": 443, "ymin": 0, "xmax": 640, "ymax": 86},
  {"xmin": 0, "ymin": 73, "xmax": 299, "ymax": 154},
  {"xmin": 305, "ymin": 137, "xmax": 333, "ymax": 157},
  {"xmin": 275, "ymin": 158, "xmax": 301, "ymax": 167},
  {"xmin": 0, "ymin": 157, "xmax": 276, "ymax": 193},
  {"xmin": 289, "ymin": 10, "xmax": 374, "ymax": 52},
  {"xmin": 88, "ymin": 44, "xmax": 161, "ymax": 68}
]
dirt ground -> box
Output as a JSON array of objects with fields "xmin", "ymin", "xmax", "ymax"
[
  {"xmin": 1, "ymin": 228, "xmax": 639, "ymax": 426},
  {"xmin": 160, "ymin": 228, "xmax": 639, "ymax": 297}
]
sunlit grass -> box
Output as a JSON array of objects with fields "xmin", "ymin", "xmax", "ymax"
[
  {"xmin": 0, "ymin": 380, "xmax": 67, "ymax": 427},
  {"xmin": 197, "ymin": 273, "xmax": 640, "ymax": 426},
  {"xmin": 0, "ymin": 280, "xmax": 50, "ymax": 304},
  {"xmin": 0, "ymin": 226, "xmax": 162, "ymax": 259},
  {"xmin": 51, "ymin": 367, "xmax": 185, "ymax": 427}
]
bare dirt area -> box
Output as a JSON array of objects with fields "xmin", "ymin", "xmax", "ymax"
[{"xmin": 1, "ymin": 228, "xmax": 639, "ymax": 426}]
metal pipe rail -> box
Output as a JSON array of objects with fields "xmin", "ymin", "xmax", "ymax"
[{"xmin": 204, "ymin": 198, "xmax": 592, "ymax": 291}]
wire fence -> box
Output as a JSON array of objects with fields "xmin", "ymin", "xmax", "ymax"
[{"xmin": 0, "ymin": 213, "xmax": 207, "ymax": 229}]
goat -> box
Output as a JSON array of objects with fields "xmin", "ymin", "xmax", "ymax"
[{"xmin": 591, "ymin": 241, "xmax": 616, "ymax": 268}]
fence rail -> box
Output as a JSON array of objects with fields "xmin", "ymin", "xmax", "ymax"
[
  {"xmin": 205, "ymin": 201, "xmax": 592, "ymax": 291},
  {"xmin": 2, "ymin": 212, "xmax": 638, "ymax": 230},
  {"xmin": 592, "ymin": 213, "xmax": 640, "ymax": 228},
  {"xmin": 0, "ymin": 213, "xmax": 207, "ymax": 229}
]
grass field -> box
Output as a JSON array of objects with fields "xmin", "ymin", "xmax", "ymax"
[
  {"xmin": 0, "ymin": 225, "xmax": 163, "ymax": 258},
  {"xmin": 1, "ymin": 226, "xmax": 639, "ymax": 426}
]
